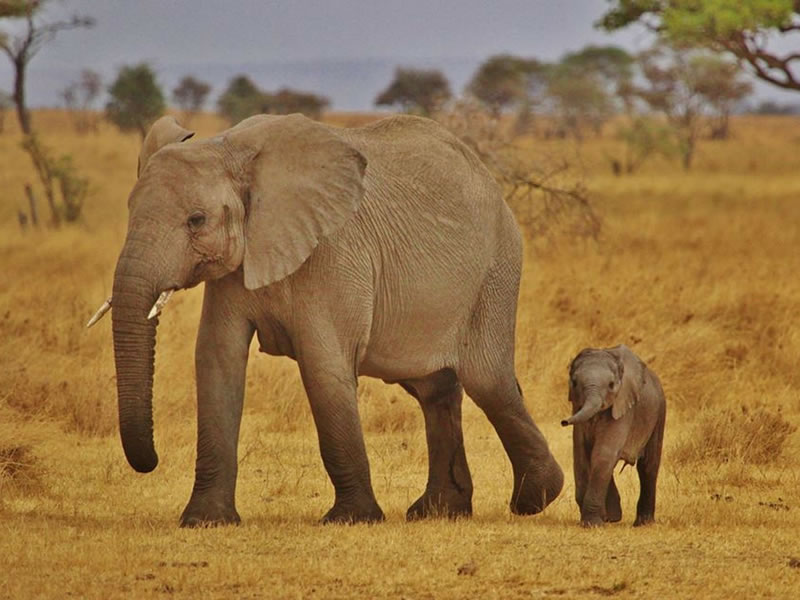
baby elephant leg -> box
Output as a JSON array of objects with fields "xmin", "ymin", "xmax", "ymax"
[
  {"xmin": 581, "ymin": 446, "xmax": 618, "ymax": 527},
  {"xmin": 634, "ymin": 411, "xmax": 665, "ymax": 527}
]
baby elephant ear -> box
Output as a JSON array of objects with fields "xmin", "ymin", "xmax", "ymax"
[
  {"xmin": 233, "ymin": 114, "xmax": 367, "ymax": 290},
  {"xmin": 609, "ymin": 345, "xmax": 645, "ymax": 420},
  {"xmin": 138, "ymin": 116, "xmax": 195, "ymax": 177}
]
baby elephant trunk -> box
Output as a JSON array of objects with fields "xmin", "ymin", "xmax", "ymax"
[{"xmin": 561, "ymin": 395, "xmax": 604, "ymax": 427}]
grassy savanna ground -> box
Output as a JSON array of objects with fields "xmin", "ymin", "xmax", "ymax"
[{"xmin": 1, "ymin": 110, "xmax": 799, "ymax": 599}]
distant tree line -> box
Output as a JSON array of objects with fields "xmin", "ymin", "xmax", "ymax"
[{"xmin": 374, "ymin": 41, "xmax": 759, "ymax": 171}]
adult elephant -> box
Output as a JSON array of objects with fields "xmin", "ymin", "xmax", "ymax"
[{"xmin": 90, "ymin": 113, "xmax": 563, "ymax": 526}]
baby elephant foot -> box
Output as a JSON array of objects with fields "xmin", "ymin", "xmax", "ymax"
[
  {"xmin": 633, "ymin": 514, "xmax": 655, "ymax": 527},
  {"xmin": 180, "ymin": 500, "xmax": 241, "ymax": 528},
  {"xmin": 321, "ymin": 498, "xmax": 385, "ymax": 525},
  {"xmin": 406, "ymin": 489, "xmax": 473, "ymax": 521}
]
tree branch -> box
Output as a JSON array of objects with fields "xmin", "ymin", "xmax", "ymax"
[{"xmin": 718, "ymin": 33, "xmax": 800, "ymax": 91}]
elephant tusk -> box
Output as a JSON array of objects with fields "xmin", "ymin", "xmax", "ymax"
[
  {"xmin": 147, "ymin": 290, "xmax": 174, "ymax": 320},
  {"xmin": 86, "ymin": 297, "xmax": 112, "ymax": 328}
]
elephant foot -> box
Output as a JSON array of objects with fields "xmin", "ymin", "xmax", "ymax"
[
  {"xmin": 604, "ymin": 505, "xmax": 622, "ymax": 523},
  {"xmin": 633, "ymin": 514, "xmax": 655, "ymax": 527},
  {"xmin": 406, "ymin": 489, "xmax": 472, "ymax": 521},
  {"xmin": 179, "ymin": 503, "xmax": 241, "ymax": 528},
  {"xmin": 321, "ymin": 498, "xmax": 385, "ymax": 525},
  {"xmin": 509, "ymin": 460, "xmax": 564, "ymax": 516},
  {"xmin": 580, "ymin": 515, "xmax": 605, "ymax": 528}
]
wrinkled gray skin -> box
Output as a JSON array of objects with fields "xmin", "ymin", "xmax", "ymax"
[
  {"xmin": 562, "ymin": 345, "xmax": 666, "ymax": 527},
  {"xmin": 110, "ymin": 113, "xmax": 563, "ymax": 527}
]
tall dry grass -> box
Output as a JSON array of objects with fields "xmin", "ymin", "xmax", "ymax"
[{"xmin": 0, "ymin": 110, "xmax": 799, "ymax": 598}]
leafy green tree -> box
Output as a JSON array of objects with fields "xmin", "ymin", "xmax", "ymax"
[
  {"xmin": 374, "ymin": 67, "xmax": 451, "ymax": 115},
  {"xmin": 614, "ymin": 116, "xmax": 677, "ymax": 174},
  {"xmin": 691, "ymin": 54, "xmax": 753, "ymax": 138},
  {"xmin": 467, "ymin": 54, "xmax": 547, "ymax": 115},
  {"xmin": 560, "ymin": 45, "xmax": 636, "ymax": 111},
  {"xmin": 172, "ymin": 75, "xmax": 211, "ymax": 125},
  {"xmin": 599, "ymin": 0, "xmax": 800, "ymax": 91},
  {"xmin": 217, "ymin": 75, "xmax": 265, "ymax": 124},
  {"xmin": 263, "ymin": 87, "xmax": 329, "ymax": 119},
  {"xmin": 106, "ymin": 63, "xmax": 166, "ymax": 139},
  {"xmin": 633, "ymin": 43, "xmax": 751, "ymax": 169},
  {"xmin": 636, "ymin": 44, "xmax": 706, "ymax": 169},
  {"xmin": 217, "ymin": 76, "xmax": 330, "ymax": 123}
]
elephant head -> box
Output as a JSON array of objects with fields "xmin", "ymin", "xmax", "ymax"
[
  {"xmin": 103, "ymin": 114, "xmax": 367, "ymax": 473},
  {"xmin": 561, "ymin": 345, "xmax": 645, "ymax": 427}
]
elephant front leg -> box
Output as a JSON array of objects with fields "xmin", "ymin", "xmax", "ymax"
[
  {"xmin": 405, "ymin": 378, "xmax": 473, "ymax": 520},
  {"xmin": 181, "ymin": 300, "xmax": 254, "ymax": 528},
  {"xmin": 580, "ymin": 446, "xmax": 619, "ymax": 527},
  {"xmin": 572, "ymin": 429, "xmax": 590, "ymax": 510},
  {"xmin": 299, "ymin": 356, "xmax": 384, "ymax": 524}
]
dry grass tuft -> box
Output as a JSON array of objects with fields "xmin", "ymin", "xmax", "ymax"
[
  {"xmin": 0, "ymin": 439, "xmax": 42, "ymax": 496},
  {"xmin": 673, "ymin": 405, "xmax": 797, "ymax": 466}
]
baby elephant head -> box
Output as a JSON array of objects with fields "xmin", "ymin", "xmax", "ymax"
[{"xmin": 561, "ymin": 345, "xmax": 644, "ymax": 427}]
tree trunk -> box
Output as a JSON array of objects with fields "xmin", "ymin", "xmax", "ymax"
[
  {"xmin": 25, "ymin": 183, "xmax": 38, "ymax": 226},
  {"xmin": 13, "ymin": 55, "xmax": 31, "ymax": 135}
]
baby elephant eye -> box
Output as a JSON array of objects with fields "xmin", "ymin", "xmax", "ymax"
[
  {"xmin": 608, "ymin": 381, "xmax": 615, "ymax": 390},
  {"xmin": 187, "ymin": 213, "xmax": 206, "ymax": 230}
]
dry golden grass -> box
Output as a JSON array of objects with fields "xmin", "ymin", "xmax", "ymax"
[{"xmin": 1, "ymin": 111, "xmax": 799, "ymax": 598}]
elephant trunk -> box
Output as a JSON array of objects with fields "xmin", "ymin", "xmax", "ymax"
[
  {"xmin": 111, "ymin": 240, "xmax": 163, "ymax": 473},
  {"xmin": 561, "ymin": 394, "xmax": 604, "ymax": 427}
]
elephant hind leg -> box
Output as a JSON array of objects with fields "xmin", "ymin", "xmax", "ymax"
[
  {"xmin": 401, "ymin": 369, "xmax": 473, "ymax": 520},
  {"xmin": 604, "ymin": 475, "xmax": 622, "ymax": 523},
  {"xmin": 459, "ymin": 367, "xmax": 563, "ymax": 515},
  {"xmin": 634, "ymin": 404, "xmax": 666, "ymax": 527},
  {"xmin": 457, "ymin": 258, "xmax": 563, "ymax": 515}
]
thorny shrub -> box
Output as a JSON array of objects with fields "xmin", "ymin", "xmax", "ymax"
[
  {"xmin": 434, "ymin": 99, "xmax": 599, "ymax": 239},
  {"xmin": 0, "ymin": 443, "xmax": 41, "ymax": 495}
]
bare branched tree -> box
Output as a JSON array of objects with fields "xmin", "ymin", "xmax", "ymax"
[
  {"xmin": 60, "ymin": 68, "xmax": 102, "ymax": 133},
  {"xmin": 0, "ymin": 0, "xmax": 94, "ymax": 134},
  {"xmin": 436, "ymin": 100, "xmax": 599, "ymax": 239},
  {"xmin": 0, "ymin": 87, "xmax": 10, "ymax": 132}
]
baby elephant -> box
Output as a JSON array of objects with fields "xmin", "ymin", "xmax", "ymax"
[{"xmin": 562, "ymin": 345, "xmax": 666, "ymax": 527}]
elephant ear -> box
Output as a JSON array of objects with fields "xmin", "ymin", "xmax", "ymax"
[
  {"xmin": 232, "ymin": 114, "xmax": 367, "ymax": 290},
  {"xmin": 609, "ymin": 345, "xmax": 646, "ymax": 420},
  {"xmin": 138, "ymin": 116, "xmax": 195, "ymax": 177}
]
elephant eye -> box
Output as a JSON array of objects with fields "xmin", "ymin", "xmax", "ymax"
[
  {"xmin": 608, "ymin": 381, "xmax": 615, "ymax": 390},
  {"xmin": 187, "ymin": 213, "xmax": 206, "ymax": 230}
]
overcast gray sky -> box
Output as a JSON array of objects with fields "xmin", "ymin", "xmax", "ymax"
[{"xmin": 0, "ymin": 0, "xmax": 787, "ymax": 110}]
